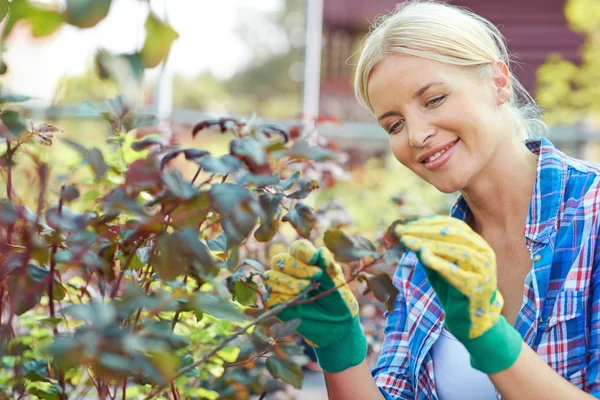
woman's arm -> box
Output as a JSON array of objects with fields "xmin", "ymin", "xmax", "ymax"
[
  {"xmin": 490, "ymin": 342, "xmax": 595, "ymax": 399},
  {"xmin": 324, "ymin": 360, "xmax": 385, "ymax": 400}
]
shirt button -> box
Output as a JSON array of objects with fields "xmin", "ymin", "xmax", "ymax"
[{"xmin": 533, "ymin": 254, "xmax": 542, "ymax": 262}]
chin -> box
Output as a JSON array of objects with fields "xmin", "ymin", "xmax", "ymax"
[{"xmin": 431, "ymin": 177, "xmax": 466, "ymax": 194}]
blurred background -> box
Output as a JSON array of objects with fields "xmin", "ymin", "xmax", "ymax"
[{"xmin": 1, "ymin": 0, "xmax": 599, "ymax": 398}]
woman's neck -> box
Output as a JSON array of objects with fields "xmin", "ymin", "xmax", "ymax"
[{"xmin": 461, "ymin": 136, "xmax": 539, "ymax": 237}]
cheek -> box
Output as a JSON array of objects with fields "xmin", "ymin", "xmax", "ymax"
[{"xmin": 389, "ymin": 136, "xmax": 412, "ymax": 165}]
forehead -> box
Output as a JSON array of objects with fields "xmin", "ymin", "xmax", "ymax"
[{"xmin": 367, "ymin": 54, "xmax": 459, "ymax": 111}]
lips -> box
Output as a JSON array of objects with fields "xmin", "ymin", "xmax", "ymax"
[
  {"xmin": 419, "ymin": 139, "xmax": 460, "ymax": 171},
  {"xmin": 417, "ymin": 139, "xmax": 460, "ymax": 164}
]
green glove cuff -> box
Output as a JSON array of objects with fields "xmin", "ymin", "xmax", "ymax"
[
  {"xmin": 462, "ymin": 315, "xmax": 523, "ymax": 374},
  {"xmin": 313, "ymin": 317, "xmax": 367, "ymax": 373}
]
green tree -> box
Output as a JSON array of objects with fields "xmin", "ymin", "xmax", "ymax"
[{"xmin": 536, "ymin": 0, "xmax": 600, "ymax": 127}]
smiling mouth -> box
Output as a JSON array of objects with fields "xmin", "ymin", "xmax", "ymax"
[{"xmin": 421, "ymin": 140, "xmax": 459, "ymax": 164}]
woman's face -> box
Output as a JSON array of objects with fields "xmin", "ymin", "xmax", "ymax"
[{"xmin": 367, "ymin": 54, "xmax": 511, "ymax": 193}]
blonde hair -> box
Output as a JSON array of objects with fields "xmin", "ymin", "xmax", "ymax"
[{"xmin": 354, "ymin": 0, "xmax": 546, "ymax": 139}]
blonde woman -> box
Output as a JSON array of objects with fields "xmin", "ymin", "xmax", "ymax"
[{"xmin": 264, "ymin": 1, "xmax": 599, "ymax": 398}]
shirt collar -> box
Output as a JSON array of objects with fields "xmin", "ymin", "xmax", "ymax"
[{"xmin": 449, "ymin": 137, "xmax": 565, "ymax": 244}]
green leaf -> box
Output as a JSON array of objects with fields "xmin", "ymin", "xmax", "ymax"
[
  {"xmin": 358, "ymin": 274, "xmax": 398, "ymax": 312},
  {"xmin": 0, "ymin": 199, "xmax": 18, "ymax": 225},
  {"xmin": 8, "ymin": 264, "xmax": 49, "ymax": 315},
  {"xmin": 216, "ymin": 345, "xmax": 240, "ymax": 363},
  {"xmin": 63, "ymin": 140, "xmax": 108, "ymax": 179},
  {"xmin": 323, "ymin": 230, "xmax": 381, "ymax": 263},
  {"xmin": 175, "ymin": 228, "xmax": 219, "ymax": 278},
  {"xmin": 265, "ymin": 356, "xmax": 303, "ymax": 389},
  {"xmin": 193, "ymin": 294, "xmax": 246, "ymax": 322},
  {"xmin": 45, "ymin": 206, "xmax": 91, "ymax": 232},
  {"xmin": 207, "ymin": 232, "xmax": 230, "ymax": 253},
  {"xmin": 275, "ymin": 171, "xmax": 300, "ymax": 190},
  {"xmin": 86, "ymin": 147, "xmax": 108, "ymax": 178},
  {"xmin": 28, "ymin": 6, "xmax": 63, "ymax": 37},
  {"xmin": 288, "ymin": 139, "xmax": 338, "ymax": 162},
  {"xmin": 0, "ymin": 0, "xmax": 8, "ymax": 23},
  {"xmin": 170, "ymin": 192, "xmax": 210, "ymax": 230},
  {"xmin": 183, "ymin": 148, "xmax": 210, "ymax": 161},
  {"xmin": 122, "ymin": 112, "xmax": 157, "ymax": 132},
  {"xmin": 282, "ymin": 203, "xmax": 316, "ymax": 239},
  {"xmin": 0, "ymin": 111, "xmax": 27, "ymax": 137},
  {"xmin": 22, "ymin": 359, "xmax": 50, "ymax": 382},
  {"xmin": 140, "ymin": 13, "xmax": 179, "ymax": 68},
  {"xmin": 61, "ymin": 184, "xmax": 80, "ymax": 202},
  {"xmin": 28, "ymin": 384, "xmax": 61, "ymax": 400},
  {"xmin": 65, "ymin": 0, "xmax": 111, "ymax": 28},
  {"xmin": 238, "ymin": 172, "xmax": 280, "ymax": 187},
  {"xmin": 152, "ymin": 232, "xmax": 187, "ymax": 281},
  {"xmin": 287, "ymin": 180, "xmax": 319, "ymax": 199},
  {"xmin": 144, "ymin": 348, "xmax": 180, "ymax": 385},
  {"xmin": 254, "ymin": 192, "xmax": 283, "ymax": 242},
  {"xmin": 231, "ymin": 280, "xmax": 257, "ymax": 307},
  {"xmin": 199, "ymin": 154, "xmax": 242, "ymax": 174},
  {"xmin": 209, "ymin": 183, "xmax": 258, "ymax": 244},
  {"xmin": 124, "ymin": 156, "xmax": 162, "ymax": 192},
  {"xmin": 52, "ymin": 282, "xmax": 67, "ymax": 301},
  {"xmin": 230, "ymin": 137, "xmax": 269, "ymax": 174},
  {"xmin": 240, "ymin": 259, "xmax": 266, "ymax": 276},
  {"xmin": 162, "ymin": 168, "xmax": 198, "ymax": 200},
  {"xmin": 178, "ymin": 354, "xmax": 199, "ymax": 377},
  {"xmin": 271, "ymin": 318, "xmax": 301, "ymax": 339},
  {"xmin": 0, "ymin": 94, "xmax": 30, "ymax": 104},
  {"xmin": 131, "ymin": 136, "xmax": 163, "ymax": 152}
]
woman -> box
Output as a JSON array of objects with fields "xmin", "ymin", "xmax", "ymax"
[{"xmin": 264, "ymin": 1, "xmax": 600, "ymax": 399}]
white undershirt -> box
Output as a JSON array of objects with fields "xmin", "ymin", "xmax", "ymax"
[{"xmin": 431, "ymin": 328, "xmax": 497, "ymax": 400}]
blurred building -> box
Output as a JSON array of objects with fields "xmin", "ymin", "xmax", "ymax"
[
  {"xmin": 319, "ymin": 0, "xmax": 583, "ymax": 120},
  {"xmin": 315, "ymin": 0, "xmax": 593, "ymax": 162}
]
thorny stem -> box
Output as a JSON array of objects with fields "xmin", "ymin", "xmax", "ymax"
[
  {"xmin": 143, "ymin": 283, "xmax": 318, "ymax": 400},
  {"xmin": 294, "ymin": 257, "xmax": 384, "ymax": 306},
  {"xmin": 110, "ymin": 237, "xmax": 149, "ymax": 298},
  {"xmin": 190, "ymin": 165, "xmax": 202, "ymax": 184},
  {"xmin": 48, "ymin": 184, "xmax": 67, "ymax": 400},
  {"xmin": 5, "ymin": 139, "xmax": 13, "ymax": 243},
  {"xmin": 223, "ymin": 345, "xmax": 273, "ymax": 368},
  {"xmin": 170, "ymin": 274, "xmax": 188, "ymax": 331}
]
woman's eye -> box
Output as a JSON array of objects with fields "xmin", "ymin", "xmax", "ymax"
[
  {"xmin": 388, "ymin": 120, "xmax": 404, "ymax": 134},
  {"xmin": 426, "ymin": 95, "xmax": 446, "ymax": 107}
]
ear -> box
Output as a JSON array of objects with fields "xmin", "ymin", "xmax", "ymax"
[{"xmin": 491, "ymin": 60, "xmax": 511, "ymax": 105}]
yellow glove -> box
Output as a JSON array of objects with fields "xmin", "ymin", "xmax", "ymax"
[
  {"xmin": 263, "ymin": 239, "xmax": 366, "ymax": 372},
  {"xmin": 395, "ymin": 216, "xmax": 522, "ymax": 374}
]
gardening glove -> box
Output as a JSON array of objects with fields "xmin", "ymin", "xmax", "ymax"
[
  {"xmin": 395, "ymin": 216, "xmax": 522, "ymax": 374},
  {"xmin": 264, "ymin": 239, "xmax": 367, "ymax": 373}
]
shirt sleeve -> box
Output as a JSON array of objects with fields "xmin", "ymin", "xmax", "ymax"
[
  {"xmin": 371, "ymin": 254, "xmax": 416, "ymax": 399},
  {"xmin": 587, "ymin": 238, "xmax": 600, "ymax": 396}
]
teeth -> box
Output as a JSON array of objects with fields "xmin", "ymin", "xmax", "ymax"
[{"xmin": 424, "ymin": 143, "xmax": 454, "ymax": 163}]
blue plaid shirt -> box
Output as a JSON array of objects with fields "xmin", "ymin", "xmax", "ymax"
[{"xmin": 373, "ymin": 137, "xmax": 600, "ymax": 399}]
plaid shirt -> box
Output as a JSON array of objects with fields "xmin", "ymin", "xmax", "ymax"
[{"xmin": 372, "ymin": 137, "xmax": 600, "ymax": 399}]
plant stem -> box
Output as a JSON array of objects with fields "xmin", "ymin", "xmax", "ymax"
[
  {"xmin": 294, "ymin": 257, "xmax": 384, "ymax": 306},
  {"xmin": 143, "ymin": 283, "xmax": 318, "ymax": 399},
  {"xmin": 169, "ymin": 382, "xmax": 179, "ymax": 400},
  {"xmin": 190, "ymin": 165, "xmax": 202, "ymax": 185},
  {"xmin": 5, "ymin": 139, "xmax": 13, "ymax": 243},
  {"xmin": 223, "ymin": 345, "xmax": 273, "ymax": 368},
  {"xmin": 110, "ymin": 237, "xmax": 149, "ymax": 298},
  {"xmin": 170, "ymin": 275, "xmax": 188, "ymax": 331},
  {"xmin": 121, "ymin": 379, "xmax": 127, "ymax": 400},
  {"xmin": 48, "ymin": 185, "xmax": 67, "ymax": 399}
]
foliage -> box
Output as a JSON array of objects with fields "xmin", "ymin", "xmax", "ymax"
[
  {"xmin": 0, "ymin": 1, "xmax": 435, "ymax": 398},
  {"xmin": 536, "ymin": 0, "xmax": 600, "ymax": 127}
]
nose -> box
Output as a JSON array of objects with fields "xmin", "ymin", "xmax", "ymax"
[{"xmin": 407, "ymin": 120, "xmax": 436, "ymax": 148}]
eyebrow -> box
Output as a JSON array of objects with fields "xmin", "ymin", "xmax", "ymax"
[{"xmin": 376, "ymin": 81, "xmax": 445, "ymax": 122}]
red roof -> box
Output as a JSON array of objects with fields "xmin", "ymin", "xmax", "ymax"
[{"xmin": 320, "ymin": 0, "xmax": 584, "ymax": 120}]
